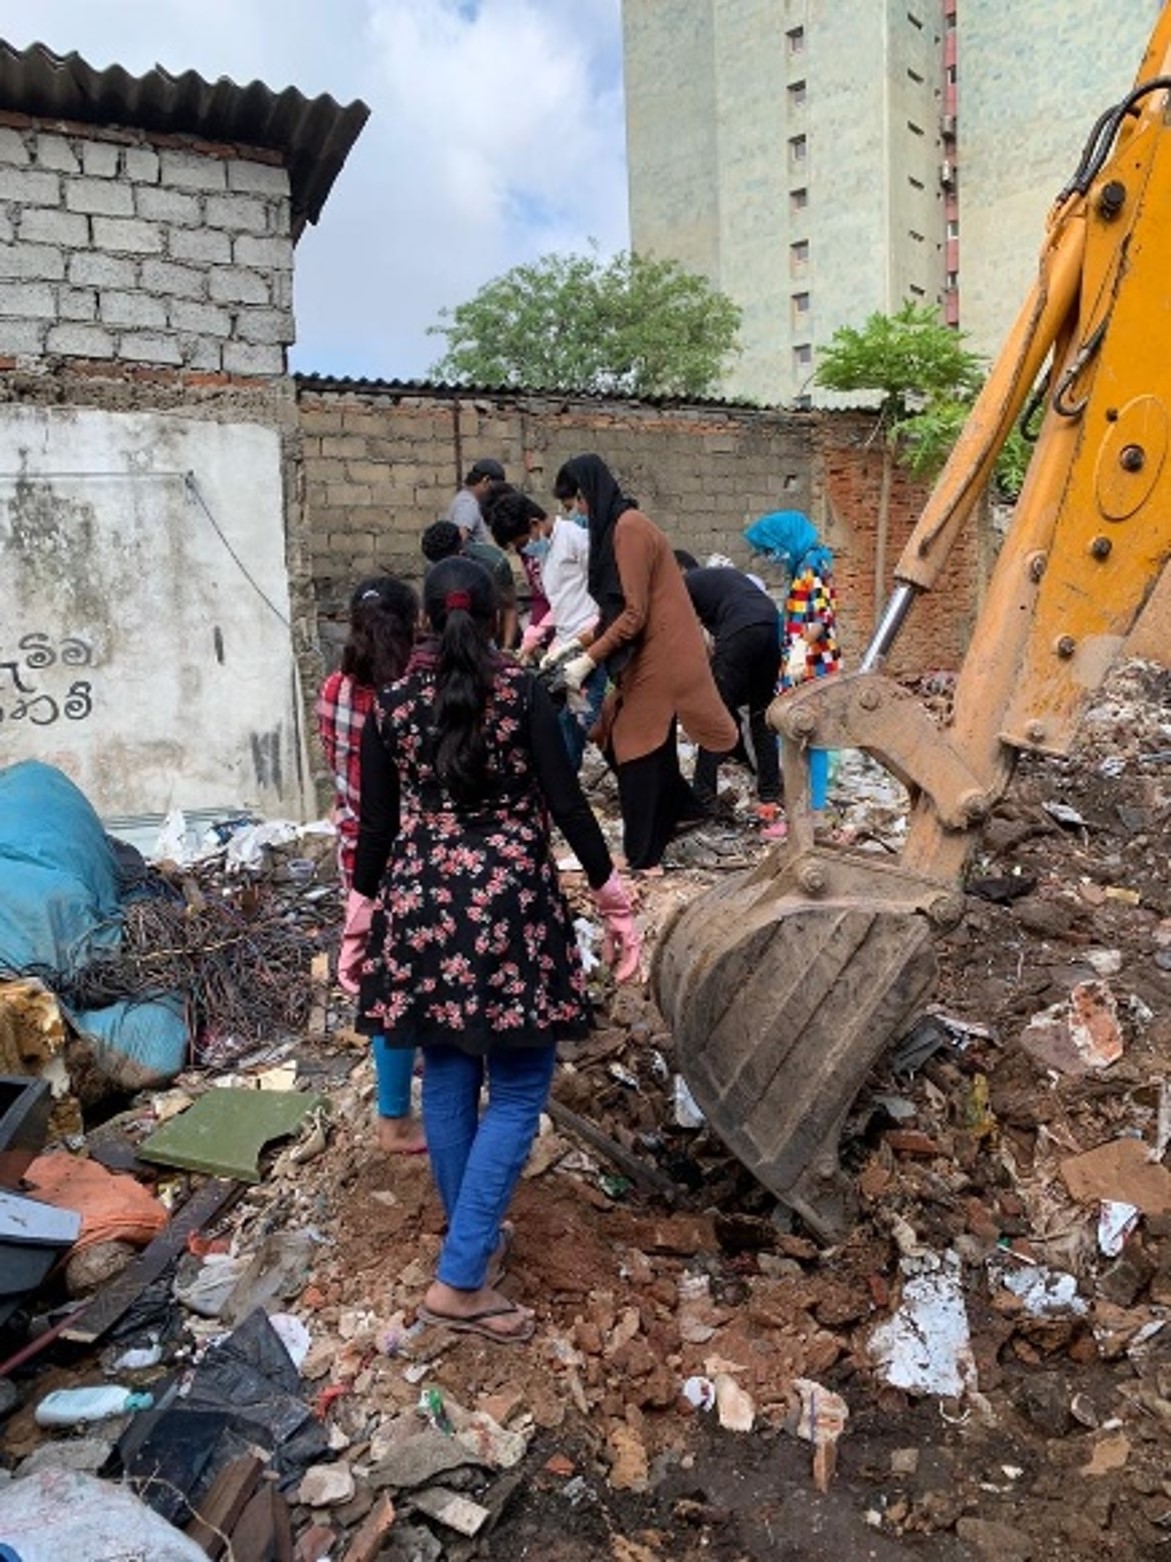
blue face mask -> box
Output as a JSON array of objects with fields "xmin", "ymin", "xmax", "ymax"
[
  {"xmin": 522, "ymin": 537, "xmax": 551, "ymax": 560},
  {"xmin": 566, "ymin": 509, "xmax": 588, "ymax": 530}
]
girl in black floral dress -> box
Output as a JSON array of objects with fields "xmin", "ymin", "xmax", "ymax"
[{"xmin": 351, "ymin": 556, "xmax": 640, "ymax": 1343}]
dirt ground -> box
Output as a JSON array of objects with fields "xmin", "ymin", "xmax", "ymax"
[
  {"xmin": 3, "ymin": 660, "xmax": 1169, "ymax": 1560},
  {"xmin": 256, "ymin": 658, "xmax": 1167, "ymax": 1560}
]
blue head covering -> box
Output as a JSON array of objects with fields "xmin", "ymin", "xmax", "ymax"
[{"xmin": 743, "ymin": 509, "xmax": 833, "ymax": 579}]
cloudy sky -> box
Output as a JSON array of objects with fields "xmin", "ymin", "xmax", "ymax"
[{"xmin": 0, "ymin": 0, "xmax": 629, "ymax": 379}]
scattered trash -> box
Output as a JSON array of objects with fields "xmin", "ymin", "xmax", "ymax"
[
  {"xmin": 987, "ymin": 1253, "xmax": 1088, "ymax": 1317},
  {"xmin": 673, "ymin": 1075, "xmax": 705, "ymax": 1129},
  {"xmin": 869, "ymin": 1251, "xmax": 976, "ymax": 1398},
  {"xmin": 35, "ymin": 1383, "xmax": 153, "ymax": 1427},
  {"xmin": 1098, "ymin": 1201, "xmax": 1142, "ymax": 1258},
  {"xmin": 111, "ymin": 1338, "xmax": 164, "ymax": 1372},
  {"xmin": 573, "ymin": 916, "xmax": 601, "ymax": 974},
  {"xmin": 682, "ymin": 1375, "xmax": 716, "ymax": 1411},
  {"xmin": 418, "ymin": 1385, "xmax": 454, "ymax": 1435},
  {"xmin": 1044, "ymin": 800, "xmax": 1088, "ymax": 829}
]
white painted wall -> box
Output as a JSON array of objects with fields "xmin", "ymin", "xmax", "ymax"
[{"xmin": 0, "ymin": 405, "xmax": 310, "ymax": 818}]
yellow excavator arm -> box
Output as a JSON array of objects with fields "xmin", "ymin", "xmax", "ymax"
[{"xmin": 651, "ymin": 6, "xmax": 1171, "ymax": 1241}]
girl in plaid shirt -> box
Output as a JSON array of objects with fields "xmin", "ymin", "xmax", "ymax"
[{"xmin": 318, "ymin": 577, "xmax": 425, "ymax": 1154}]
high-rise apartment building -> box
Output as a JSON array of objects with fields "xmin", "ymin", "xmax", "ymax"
[
  {"xmin": 958, "ymin": 1, "xmax": 1157, "ymax": 363},
  {"xmin": 623, "ymin": 0, "xmax": 1157, "ymax": 406}
]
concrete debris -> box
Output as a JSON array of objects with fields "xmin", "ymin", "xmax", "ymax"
[
  {"xmin": 606, "ymin": 1423, "xmax": 649, "ymax": 1492},
  {"xmin": 410, "ymin": 1486, "xmax": 490, "ymax": 1537},
  {"xmin": 1018, "ymin": 979, "xmax": 1124, "ymax": 1075},
  {"xmin": 791, "ymin": 1377, "xmax": 849, "ymax": 1491},
  {"xmin": 298, "ymin": 1461, "xmax": 356, "ymax": 1508},
  {"xmin": 713, "ymin": 1372, "xmax": 754, "ymax": 1432}
]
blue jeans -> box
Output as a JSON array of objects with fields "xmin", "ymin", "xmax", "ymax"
[
  {"xmin": 557, "ymin": 662, "xmax": 608, "ymax": 771},
  {"xmin": 422, "ymin": 1043, "xmax": 557, "ymax": 1290},
  {"xmin": 373, "ymin": 1036, "xmax": 415, "ymax": 1117}
]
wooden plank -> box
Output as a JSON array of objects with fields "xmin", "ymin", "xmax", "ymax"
[
  {"xmin": 546, "ymin": 1100, "xmax": 679, "ymax": 1204},
  {"xmin": 307, "ymin": 951, "xmax": 330, "ymax": 1039},
  {"xmin": 61, "ymin": 1176, "xmax": 240, "ymax": 1344},
  {"xmin": 184, "ymin": 1453, "xmax": 264, "ymax": 1559},
  {"xmin": 229, "ymin": 1483, "xmax": 293, "ymax": 1562}
]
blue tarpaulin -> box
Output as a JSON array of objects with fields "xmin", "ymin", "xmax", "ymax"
[{"xmin": 0, "ymin": 761, "xmax": 188, "ymax": 1087}]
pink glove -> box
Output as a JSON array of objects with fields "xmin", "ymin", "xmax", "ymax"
[
  {"xmin": 592, "ymin": 871, "xmax": 641, "ymax": 984},
  {"xmin": 339, "ymin": 889, "xmax": 374, "ymax": 995},
  {"xmin": 519, "ymin": 621, "xmax": 551, "ymax": 661}
]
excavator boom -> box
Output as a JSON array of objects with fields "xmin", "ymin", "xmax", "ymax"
[{"xmin": 652, "ymin": 6, "xmax": 1171, "ymax": 1241}]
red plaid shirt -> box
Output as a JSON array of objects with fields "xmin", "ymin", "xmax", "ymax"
[{"xmin": 316, "ymin": 671, "xmax": 374, "ymax": 889}]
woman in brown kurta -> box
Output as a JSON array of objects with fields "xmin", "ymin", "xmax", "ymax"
[{"xmin": 555, "ymin": 454, "xmax": 737, "ymax": 870}]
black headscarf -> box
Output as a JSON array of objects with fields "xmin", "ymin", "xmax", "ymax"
[{"xmin": 562, "ymin": 453, "xmax": 636, "ymax": 634}]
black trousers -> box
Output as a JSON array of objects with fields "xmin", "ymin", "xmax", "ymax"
[
  {"xmin": 693, "ymin": 622, "xmax": 782, "ymax": 805},
  {"xmin": 615, "ymin": 724, "xmax": 705, "ymax": 870}
]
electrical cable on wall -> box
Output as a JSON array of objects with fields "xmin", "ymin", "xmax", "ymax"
[{"xmin": 183, "ymin": 471, "xmax": 291, "ymax": 628}]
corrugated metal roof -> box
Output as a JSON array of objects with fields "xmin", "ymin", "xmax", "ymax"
[
  {"xmin": 0, "ymin": 40, "xmax": 369, "ymax": 236},
  {"xmin": 294, "ymin": 372, "xmax": 801, "ymax": 414}
]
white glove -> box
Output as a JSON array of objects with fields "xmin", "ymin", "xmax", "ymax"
[
  {"xmin": 785, "ymin": 638, "xmax": 807, "ymax": 683},
  {"xmin": 562, "ymin": 653, "xmax": 596, "ymax": 692},
  {"xmin": 540, "ymin": 641, "xmax": 571, "ymax": 672}
]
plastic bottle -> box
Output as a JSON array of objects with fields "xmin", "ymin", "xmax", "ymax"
[{"xmin": 34, "ymin": 1384, "xmax": 154, "ymax": 1427}]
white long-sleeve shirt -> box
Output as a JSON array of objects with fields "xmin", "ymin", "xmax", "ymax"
[{"xmin": 542, "ymin": 517, "xmax": 597, "ymax": 642}]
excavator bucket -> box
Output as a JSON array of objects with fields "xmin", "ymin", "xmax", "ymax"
[{"xmin": 650, "ymin": 843, "xmax": 946, "ymax": 1242}]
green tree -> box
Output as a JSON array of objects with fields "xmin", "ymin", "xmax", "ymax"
[
  {"xmin": 894, "ymin": 395, "xmax": 1032, "ymax": 501},
  {"xmin": 816, "ymin": 303, "xmax": 1001, "ymax": 620},
  {"xmin": 428, "ymin": 249, "xmax": 742, "ymax": 399},
  {"xmin": 815, "ymin": 301, "xmax": 984, "ymax": 419}
]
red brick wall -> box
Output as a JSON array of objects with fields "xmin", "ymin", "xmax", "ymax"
[{"xmin": 813, "ymin": 412, "xmax": 981, "ymax": 674}]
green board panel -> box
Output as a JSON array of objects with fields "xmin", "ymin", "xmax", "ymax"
[{"xmin": 138, "ymin": 1089, "xmax": 324, "ymax": 1183}]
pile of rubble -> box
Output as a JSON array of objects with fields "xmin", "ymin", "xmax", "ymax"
[{"xmin": 0, "ymin": 659, "xmax": 1168, "ymax": 1560}]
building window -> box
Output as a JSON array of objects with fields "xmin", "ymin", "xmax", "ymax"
[
  {"xmin": 946, "ymin": 218, "xmax": 959, "ymax": 239},
  {"xmin": 789, "ymin": 134, "xmax": 807, "ymax": 167},
  {"xmin": 793, "ymin": 344, "xmax": 813, "ymax": 376},
  {"xmin": 790, "ymin": 239, "xmax": 809, "ymax": 276},
  {"xmin": 791, "ymin": 291, "xmax": 810, "ymax": 326},
  {"xmin": 946, "ymin": 270, "xmax": 959, "ymax": 289},
  {"xmin": 907, "ymin": 120, "xmax": 924, "ymax": 136},
  {"xmin": 788, "ymin": 80, "xmax": 807, "ymax": 110},
  {"xmin": 787, "ymin": 26, "xmax": 805, "ymax": 54},
  {"xmin": 790, "ymin": 186, "xmax": 808, "ymax": 213}
]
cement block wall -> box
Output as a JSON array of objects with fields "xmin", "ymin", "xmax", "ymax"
[
  {"xmin": 297, "ymin": 381, "xmax": 987, "ymax": 675},
  {"xmin": 0, "ymin": 117, "xmax": 294, "ymax": 374}
]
